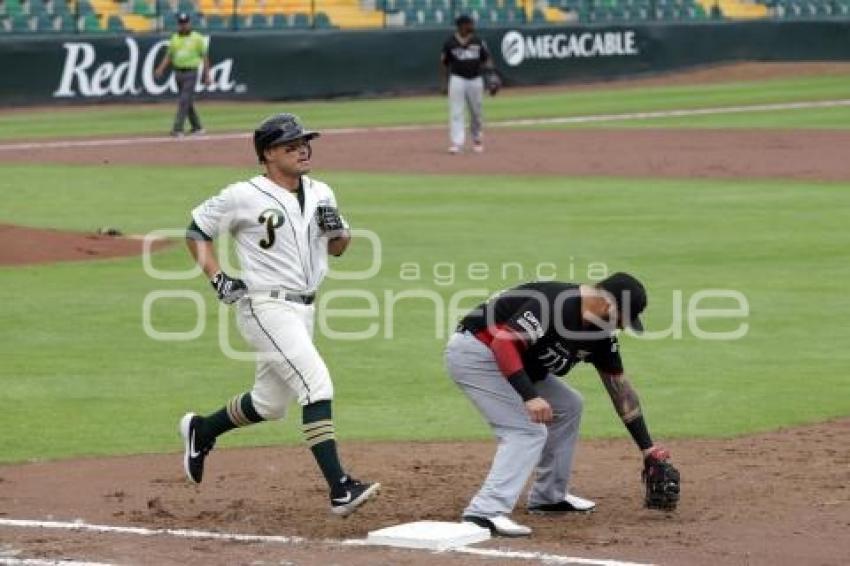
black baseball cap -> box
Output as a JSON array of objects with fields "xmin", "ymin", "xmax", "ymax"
[
  {"xmin": 596, "ymin": 272, "xmax": 648, "ymax": 332},
  {"xmin": 177, "ymin": 13, "xmax": 191, "ymax": 23},
  {"xmin": 455, "ymin": 14, "xmax": 473, "ymax": 26}
]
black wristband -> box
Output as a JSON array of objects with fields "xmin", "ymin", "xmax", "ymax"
[
  {"xmin": 506, "ymin": 370, "xmax": 537, "ymax": 402},
  {"xmin": 625, "ymin": 415, "xmax": 653, "ymax": 451}
]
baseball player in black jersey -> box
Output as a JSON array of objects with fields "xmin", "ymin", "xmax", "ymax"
[
  {"xmin": 445, "ymin": 273, "xmax": 680, "ymax": 536},
  {"xmin": 441, "ymin": 15, "xmax": 499, "ymax": 154}
]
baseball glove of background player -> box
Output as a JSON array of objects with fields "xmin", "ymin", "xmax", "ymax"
[
  {"xmin": 642, "ymin": 447, "xmax": 680, "ymax": 511},
  {"xmin": 484, "ymin": 69, "xmax": 502, "ymax": 96}
]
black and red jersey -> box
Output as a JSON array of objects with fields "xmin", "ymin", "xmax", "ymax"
[{"xmin": 459, "ymin": 281, "xmax": 623, "ymax": 380}]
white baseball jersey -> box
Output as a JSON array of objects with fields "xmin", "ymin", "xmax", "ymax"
[{"xmin": 191, "ymin": 174, "xmax": 342, "ymax": 293}]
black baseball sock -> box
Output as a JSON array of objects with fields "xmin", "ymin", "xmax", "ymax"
[
  {"xmin": 302, "ymin": 400, "xmax": 345, "ymax": 491},
  {"xmin": 199, "ymin": 392, "xmax": 263, "ymax": 446}
]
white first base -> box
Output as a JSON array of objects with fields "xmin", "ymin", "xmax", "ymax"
[{"xmin": 366, "ymin": 520, "xmax": 491, "ymax": 551}]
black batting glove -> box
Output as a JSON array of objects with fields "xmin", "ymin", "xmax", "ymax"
[
  {"xmin": 210, "ymin": 271, "xmax": 247, "ymax": 304},
  {"xmin": 316, "ymin": 205, "xmax": 346, "ymax": 236}
]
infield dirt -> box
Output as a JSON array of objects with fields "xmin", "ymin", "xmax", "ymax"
[{"xmin": 1, "ymin": 419, "xmax": 848, "ymax": 565}]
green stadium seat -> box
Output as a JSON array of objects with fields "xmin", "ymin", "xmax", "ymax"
[
  {"xmin": 132, "ymin": 0, "xmax": 155, "ymax": 16},
  {"xmin": 10, "ymin": 13, "xmax": 31, "ymax": 29},
  {"xmin": 292, "ymin": 12, "xmax": 309, "ymax": 27},
  {"xmin": 249, "ymin": 13, "xmax": 267, "ymax": 27},
  {"xmin": 25, "ymin": 0, "xmax": 44, "ymax": 15},
  {"xmin": 206, "ymin": 14, "xmax": 229, "ymax": 28},
  {"xmin": 3, "ymin": 0, "xmax": 23, "ymax": 15},
  {"xmin": 56, "ymin": 0, "xmax": 74, "ymax": 14},
  {"xmin": 80, "ymin": 12, "xmax": 99, "ymax": 30},
  {"xmin": 36, "ymin": 12, "xmax": 54, "ymax": 29},
  {"xmin": 58, "ymin": 12, "xmax": 74, "ymax": 29},
  {"xmin": 270, "ymin": 12, "xmax": 286, "ymax": 27},
  {"xmin": 107, "ymin": 14, "xmax": 124, "ymax": 30},
  {"xmin": 314, "ymin": 10, "xmax": 331, "ymax": 27}
]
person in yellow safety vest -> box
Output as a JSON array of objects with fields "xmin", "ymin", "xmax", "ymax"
[{"xmin": 154, "ymin": 13, "xmax": 212, "ymax": 137}]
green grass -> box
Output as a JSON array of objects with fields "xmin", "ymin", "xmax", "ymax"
[
  {"xmin": 1, "ymin": 163, "xmax": 849, "ymax": 462},
  {"xmin": 1, "ymin": 74, "xmax": 849, "ymax": 140}
]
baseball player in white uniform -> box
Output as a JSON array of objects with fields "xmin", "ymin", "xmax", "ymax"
[{"xmin": 180, "ymin": 113, "xmax": 380, "ymax": 517}]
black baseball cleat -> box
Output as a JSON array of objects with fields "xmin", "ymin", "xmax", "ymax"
[
  {"xmin": 330, "ymin": 475, "xmax": 381, "ymax": 517},
  {"xmin": 528, "ymin": 493, "xmax": 596, "ymax": 515},
  {"xmin": 179, "ymin": 412, "xmax": 214, "ymax": 484}
]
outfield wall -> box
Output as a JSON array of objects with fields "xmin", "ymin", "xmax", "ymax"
[{"xmin": 1, "ymin": 21, "xmax": 849, "ymax": 105}]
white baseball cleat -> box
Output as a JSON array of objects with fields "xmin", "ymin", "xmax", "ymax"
[
  {"xmin": 463, "ymin": 514, "xmax": 532, "ymax": 537},
  {"xmin": 448, "ymin": 145, "xmax": 461, "ymax": 154},
  {"xmin": 472, "ymin": 143, "xmax": 484, "ymax": 153},
  {"xmin": 528, "ymin": 493, "xmax": 596, "ymax": 514}
]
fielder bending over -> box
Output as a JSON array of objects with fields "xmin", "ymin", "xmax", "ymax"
[{"xmin": 447, "ymin": 274, "xmax": 680, "ymax": 536}]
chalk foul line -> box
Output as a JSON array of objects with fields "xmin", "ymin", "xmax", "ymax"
[{"xmin": 0, "ymin": 518, "xmax": 653, "ymax": 566}]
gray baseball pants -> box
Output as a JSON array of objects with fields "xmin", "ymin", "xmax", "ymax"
[
  {"xmin": 444, "ymin": 330, "xmax": 583, "ymax": 518},
  {"xmin": 172, "ymin": 69, "xmax": 202, "ymax": 134},
  {"xmin": 448, "ymin": 74, "xmax": 484, "ymax": 148}
]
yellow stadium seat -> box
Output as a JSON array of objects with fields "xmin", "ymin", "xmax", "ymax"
[{"xmin": 695, "ymin": 0, "xmax": 768, "ymax": 18}]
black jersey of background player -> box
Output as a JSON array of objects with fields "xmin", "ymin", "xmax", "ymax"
[
  {"xmin": 460, "ymin": 281, "xmax": 623, "ymax": 381},
  {"xmin": 442, "ymin": 34, "xmax": 490, "ymax": 79}
]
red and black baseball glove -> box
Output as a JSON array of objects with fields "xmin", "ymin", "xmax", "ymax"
[{"xmin": 642, "ymin": 447, "xmax": 680, "ymax": 511}]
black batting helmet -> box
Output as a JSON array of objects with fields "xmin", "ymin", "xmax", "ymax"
[{"xmin": 253, "ymin": 113, "xmax": 320, "ymax": 163}]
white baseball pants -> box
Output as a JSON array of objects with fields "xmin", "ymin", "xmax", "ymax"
[
  {"xmin": 236, "ymin": 296, "xmax": 334, "ymax": 420},
  {"xmin": 448, "ymin": 74, "xmax": 484, "ymax": 148}
]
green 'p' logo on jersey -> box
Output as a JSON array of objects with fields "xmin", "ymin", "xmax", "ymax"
[{"xmin": 258, "ymin": 208, "xmax": 285, "ymax": 249}]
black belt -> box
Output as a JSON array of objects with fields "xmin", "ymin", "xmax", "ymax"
[
  {"xmin": 268, "ymin": 291, "xmax": 315, "ymax": 305},
  {"xmin": 174, "ymin": 67, "xmax": 197, "ymax": 72}
]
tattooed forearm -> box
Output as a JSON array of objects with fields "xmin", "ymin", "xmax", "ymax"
[{"xmin": 600, "ymin": 372, "xmax": 642, "ymax": 423}]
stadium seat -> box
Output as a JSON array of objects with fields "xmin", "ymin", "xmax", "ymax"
[
  {"xmin": 270, "ymin": 12, "xmax": 286, "ymax": 26},
  {"xmin": 107, "ymin": 13, "xmax": 123, "ymax": 29},
  {"xmin": 291, "ymin": 11, "xmax": 308, "ymax": 26},
  {"xmin": 2, "ymin": 0, "xmax": 23, "ymax": 15},
  {"xmin": 249, "ymin": 12, "xmax": 267, "ymax": 27},
  {"xmin": 132, "ymin": 0, "xmax": 155, "ymax": 16},
  {"xmin": 11, "ymin": 13, "xmax": 31, "ymax": 29},
  {"xmin": 57, "ymin": 11, "xmax": 74, "ymax": 28},
  {"xmin": 205, "ymin": 13, "xmax": 230, "ymax": 28},
  {"xmin": 314, "ymin": 10, "xmax": 331, "ymax": 27},
  {"xmin": 35, "ymin": 12, "xmax": 54, "ymax": 28},
  {"xmin": 49, "ymin": 1, "xmax": 69, "ymax": 15},
  {"xmin": 79, "ymin": 12, "xmax": 100, "ymax": 29},
  {"xmin": 25, "ymin": 0, "xmax": 44, "ymax": 15}
]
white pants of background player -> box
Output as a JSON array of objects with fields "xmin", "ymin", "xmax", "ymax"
[
  {"xmin": 235, "ymin": 295, "xmax": 333, "ymax": 420},
  {"xmin": 448, "ymin": 74, "xmax": 484, "ymax": 149}
]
